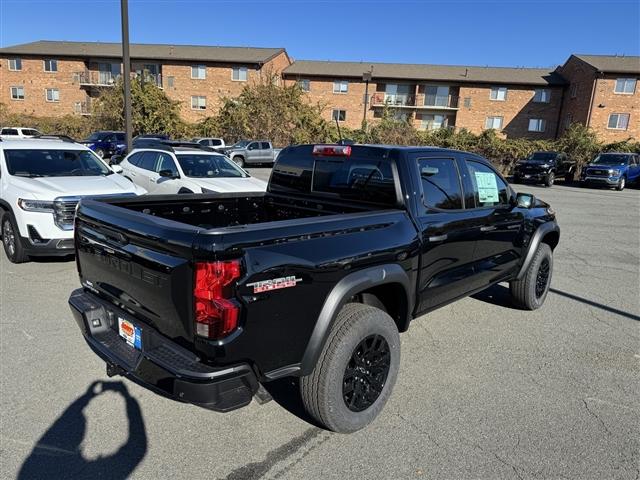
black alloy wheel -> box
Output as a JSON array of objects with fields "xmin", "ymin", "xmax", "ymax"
[{"xmin": 342, "ymin": 334, "xmax": 391, "ymax": 412}]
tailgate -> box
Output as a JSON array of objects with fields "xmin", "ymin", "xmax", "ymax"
[{"xmin": 74, "ymin": 198, "xmax": 200, "ymax": 344}]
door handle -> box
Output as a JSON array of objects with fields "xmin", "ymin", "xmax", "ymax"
[
  {"xmin": 428, "ymin": 234, "xmax": 448, "ymax": 242},
  {"xmin": 480, "ymin": 225, "xmax": 497, "ymax": 232}
]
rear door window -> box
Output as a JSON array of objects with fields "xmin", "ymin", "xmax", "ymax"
[
  {"xmin": 417, "ymin": 157, "xmax": 463, "ymax": 210},
  {"xmin": 261, "ymin": 142, "xmax": 271, "ymax": 149},
  {"xmin": 155, "ymin": 153, "xmax": 178, "ymax": 175},
  {"xmin": 2, "ymin": 129, "xmax": 19, "ymax": 135},
  {"xmin": 138, "ymin": 151, "xmax": 158, "ymax": 171}
]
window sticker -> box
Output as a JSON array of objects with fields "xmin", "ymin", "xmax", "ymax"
[{"xmin": 474, "ymin": 171, "xmax": 499, "ymax": 203}]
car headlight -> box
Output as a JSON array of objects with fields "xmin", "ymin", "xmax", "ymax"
[
  {"xmin": 201, "ymin": 187, "xmax": 217, "ymax": 194},
  {"xmin": 608, "ymin": 169, "xmax": 620, "ymax": 176},
  {"xmin": 18, "ymin": 199, "xmax": 55, "ymax": 212}
]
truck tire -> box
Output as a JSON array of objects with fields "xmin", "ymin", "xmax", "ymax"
[
  {"xmin": 564, "ymin": 170, "xmax": 575, "ymax": 183},
  {"xmin": 545, "ymin": 171, "xmax": 555, "ymax": 187},
  {"xmin": 509, "ymin": 243, "xmax": 553, "ymax": 310},
  {"xmin": 233, "ymin": 156, "xmax": 245, "ymax": 168},
  {"xmin": 2, "ymin": 211, "xmax": 29, "ymax": 264},
  {"xmin": 616, "ymin": 176, "xmax": 626, "ymax": 191},
  {"xmin": 300, "ymin": 303, "xmax": 400, "ymax": 433}
]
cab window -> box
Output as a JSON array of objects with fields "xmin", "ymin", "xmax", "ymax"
[
  {"xmin": 247, "ymin": 142, "xmax": 259, "ymax": 150},
  {"xmin": 417, "ymin": 157, "xmax": 463, "ymax": 210},
  {"xmin": 261, "ymin": 142, "xmax": 271, "ymax": 149},
  {"xmin": 465, "ymin": 160, "xmax": 510, "ymax": 207}
]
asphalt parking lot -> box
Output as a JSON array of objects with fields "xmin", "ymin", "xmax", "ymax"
[{"xmin": 1, "ymin": 169, "xmax": 638, "ymax": 480}]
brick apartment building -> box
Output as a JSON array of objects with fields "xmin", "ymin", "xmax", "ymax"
[
  {"xmin": 0, "ymin": 40, "xmax": 290, "ymax": 122},
  {"xmin": 282, "ymin": 61, "xmax": 566, "ymax": 139},
  {"xmin": 557, "ymin": 54, "xmax": 639, "ymax": 141},
  {"xmin": 0, "ymin": 40, "xmax": 637, "ymax": 141}
]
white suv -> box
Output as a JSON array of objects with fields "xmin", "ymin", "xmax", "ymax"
[
  {"xmin": 0, "ymin": 138, "xmax": 146, "ymax": 263},
  {"xmin": 0, "ymin": 127, "xmax": 42, "ymax": 140},
  {"xmin": 118, "ymin": 143, "xmax": 267, "ymax": 194}
]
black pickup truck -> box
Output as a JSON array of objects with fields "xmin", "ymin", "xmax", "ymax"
[{"xmin": 69, "ymin": 144, "xmax": 559, "ymax": 433}]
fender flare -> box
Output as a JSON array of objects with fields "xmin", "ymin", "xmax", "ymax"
[
  {"xmin": 516, "ymin": 221, "xmax": 560, "ymax": 280},
  {"xmin": 297, "ymin": 264, "xmax": 412, "ymax": 377},
  {"xmin": 0, "ymin": 199, "xmax": 12, "ymax": 213}
]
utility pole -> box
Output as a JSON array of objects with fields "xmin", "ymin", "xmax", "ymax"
[
  {"xmin": 362, "ymin": 70, "xmax": 372, "ymax": 130},
  {"xmin": 121, "ymin": 0, "xmax": 133, "ymax": 152}
]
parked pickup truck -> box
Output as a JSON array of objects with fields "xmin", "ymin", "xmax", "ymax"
[
  {"xmin": 68, "ymin": 144, "xmax": 559, "ymax": 433},
  {"xmin": 512, "ymin": 151, "xmax": 576, "ymax": 187},
  {"xmin": 223, "ymin": 140, "xmax": 281, "ymax": 167}
]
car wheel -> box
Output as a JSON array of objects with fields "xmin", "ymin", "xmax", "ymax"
[
  {"xmin": 300, "ymin": 303, "xmax": 400, "ymax": 433},
  {"xmin": 233, "ymin": 156, "xmax": 245, "ymax": 168},
  {"xmin": 616, "ymin": 176, "xmax": 626, "ymax": 191},
  {"xmin": 1, "ymin": 212, "xmax": 29, "ymax": 264},
  {"xmin": 95, "ymin": 148, "xmax": 105, "ymax": 158},
  {"xmin": 509, "ymin": 243, "xmax": 553, "ymax": 310},
  {"xmin": 545, "ymin": 172, "xmax": 555, "ymax": 187}
]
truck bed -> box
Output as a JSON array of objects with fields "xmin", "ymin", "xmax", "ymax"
[{"xmin": 106, "ymin": 191, "xmax": 373, "ymax": 230}]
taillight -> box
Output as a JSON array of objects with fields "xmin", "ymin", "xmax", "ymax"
[
  {"xmin": 194, "ymin": 260, "xmax": 242, "ymax": 339},
  {"xmin": 312, "ymin": 145, "xmax": 352, "ymax": 156}
]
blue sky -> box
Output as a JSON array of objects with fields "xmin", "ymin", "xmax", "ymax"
[{"xmin": 1, "ymin": 0, "xmax": 638, "ymax": 68}]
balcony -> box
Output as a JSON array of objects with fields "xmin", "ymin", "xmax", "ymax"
[
  {"xmin": 74, "ymin": 71, "xmax": 119, "ymax": 87},
  {"xmin": 371, "ymin": 92, "xmax": 459, "ymax": 109},
  {"xmin": 134, "ymin": 72, "xmax": 163, "ymax": 88}
]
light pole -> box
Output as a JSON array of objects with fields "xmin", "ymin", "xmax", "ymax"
[
  {"xmin": 362, "ymin": 70, "xmax": 372, "ymax": 130},
  {"xmin": 121, "ymin": 0, "xmax": 133, "ymax": 152}
]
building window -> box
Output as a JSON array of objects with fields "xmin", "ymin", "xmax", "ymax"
[
  {"xmin": 45, "ymin": 88, "xmax": 60, "ymax": 102},
  {"xmin": 333, "ymin": 80, "xmax": 349, "ymax": 94},
  {"xmin": 463, "ymin": 97, "xmax": 472, "ymax": 108},
  {"xmin": 8, "ymin": 58, "xmax": 22, "ymax": 71},
  {"xmin": 332, "ymin": 109, "xmax": 346, "ymax": 121},
  {"xmin": 297, "ymin": 79, "xmax": 310, "ymax": 92},
  {"xmin": 533, "ymin": 89, "xmax": 551, "ymax": 103},
  {"xmin": 564, "ymin": 114, "xmax": 573, "ymax": 130},
  {"xmin": 490, "ymin": 86, "xmax": 507, "ymax": 101},
  {"xmin": 420, "ymin": 114, "xmax": 449, "ymax": 130},
  {"xmin": 570, "ymin": 84, "xmax": 578, "ymax": 98},
  {"xmin": 10, "ymin": 86, "xmax": 25, "ymax": 100},
  {"xmin": 485, "ymin": 116, "xmax": 503, "ymax": 129},
  {"xmin": 607, "ymin": 113, "xmax": 630, "ymax": 130},
  {"xmin": 167, "ymin": 76, "xmax": 175, "ymax": 88},
  {"xmin": 191, "ymin": 65, "xmax": 206, "ymax": 79},
  {"xmin": 614, "ymin": 78, "xmax": 636, "ymax": 94},
  {"xmin": 232, "ymin": 66, "xmax": 248, "ymax": 81},
  {"xmin": 43, "ymin": 59, "xmax": 58, "ymax": 72},
  {"xmin": 528, "ymin": 118, "xmax": 546, "ymax": 132},
  {"xmin": 191, "ymin": 96, "xmax": 207, "ymax": 110}
]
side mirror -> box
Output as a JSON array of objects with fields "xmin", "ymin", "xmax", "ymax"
[
  {"xmin": 514, "ymin": 192, "xmax": 535, "ymax": 209},
  {"xmin": 159, "ymin": 169, "xmax": 178, "ymax": 179},
  {"xmin": 111, "ymin": 165, "xmax": 124, "ymax": 174},
  {"xmin": 109, "ymin": 154, "xmax": 124, "ymax": 165}
]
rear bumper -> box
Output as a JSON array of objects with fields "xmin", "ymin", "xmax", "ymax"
[{"xmin": 68, "ymin": 289, "xmax": 258, "ymax": 412}]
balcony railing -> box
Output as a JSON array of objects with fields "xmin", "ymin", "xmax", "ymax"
[
  {"xmin": 371, "ymin": 92, "xmax": 459, "ymax": 109},
  {"xmin": 134, "ymin": 72, "xmax": 163, "ymax": 88},
  {"xmin": 74, "ymin": 71, "xmax": 119, "ymax": 86},
  {"xmin": 74, "ymin": 101, "xmax": 92, "ymax": 116}
]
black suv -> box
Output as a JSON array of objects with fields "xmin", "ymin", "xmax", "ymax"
[
  {"xmin": 69, "ymin": 144, "xmax": 559, "ymax": 433},
  {"xmin": 513, "ymin": 151, "xmax": 576, "ymax": 187}
]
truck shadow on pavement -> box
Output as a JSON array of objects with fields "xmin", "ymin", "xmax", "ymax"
[
  {"xmin": 17, "ymin": 381, "xmax": 147, "ymax": 480},
  {"xmin": 263, "ymin": 377, "xmax": 323, "ymax": 428},
  {"xmin": 473, "ymin": 283, "xmax": 640, "ymax": 321}
]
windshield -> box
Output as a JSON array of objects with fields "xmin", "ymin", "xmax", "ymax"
[
  {"xmin": 591, "ymin": 154, "xmax": 630, "ymax": 166},
  {"xmin": 526, "ymin": 152, "xmax": 557, "ymax": 162},
  {"xmin": 84, "ymin": 132, "xmax": 108, "ymax": 142},
  {"xmin": 231, "ymin": 140, "xmax": 250, "ymax": 148},
  {"xmin": 176, "ymin": 154, "xmax": 247, "ymax": 178},
  {"xmin": 4, "ymin": 149, "xmax": 112, "ymax": 177}
]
